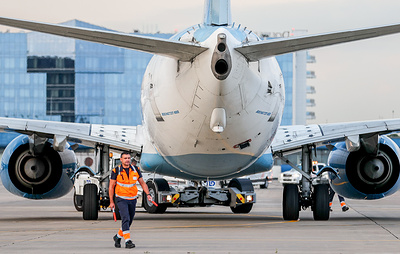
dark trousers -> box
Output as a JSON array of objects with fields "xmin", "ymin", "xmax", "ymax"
[
  {"xmin": 328, "ymin": 186, "xmax": 345, "ymax": 204},
  {"xmin": 116, "ymin": 197, "xmax": 137, "ymax": 232}
]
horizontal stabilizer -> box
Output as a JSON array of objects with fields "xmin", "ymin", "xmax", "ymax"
[
  {"xmin": 235, "ymin": 23, "xmax": 400, "ymax": 61},
  {"xmin": 0, "ymin": 17, "xmax": 208, "ymax": 61}
]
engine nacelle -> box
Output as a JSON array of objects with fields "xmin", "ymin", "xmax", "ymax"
[
  {"xmin": 0, "ymin": 134, "xmax": 77, "ymax": 199},
  {"xmin": 328, "ymin": 135, "xmax": 400, "ymax": 200}
]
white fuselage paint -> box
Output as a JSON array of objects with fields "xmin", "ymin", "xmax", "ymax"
[{"xmin": 141, "ymin": 26, "xmax": 284, "ymax": 179}]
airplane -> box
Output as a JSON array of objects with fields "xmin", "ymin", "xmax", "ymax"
[{"xmin": 1, "ymin": 0, "xmax": 400, "ymax": 221}]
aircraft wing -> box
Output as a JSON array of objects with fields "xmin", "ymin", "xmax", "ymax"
[
  {"xmin": 235, "ymin": 23, "xmax": 400, "ymax": 61},
  {"xmin": 270, "ymin": 119, "xmax": 400, "ymax": 156},
  {"xmin": 0, "ymin": 17, "xmax": 208, "ymax": 62},
  {"xmin": 0, "ymin": 117, "xmax": 142, "ymax": 152}
]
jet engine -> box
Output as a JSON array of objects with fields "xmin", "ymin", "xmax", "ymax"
[
  {"xmin": 0, "ymin": 134, "xmax": 76, "ymax": 199},
  {"xmin": 328, "ymin": 135, "xmax": 400, "ymax": 199}
]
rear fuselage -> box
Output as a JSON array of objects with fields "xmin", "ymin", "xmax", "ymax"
[{"xmin": 140, "ymin": 25, "xmax": 284, "ymax": 180}]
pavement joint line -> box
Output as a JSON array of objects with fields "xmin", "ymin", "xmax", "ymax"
[
  {"xmin": 0, "ymin": 223, "xmax": 83, "ymax": 248},
  {"xmin": 350, "ymin": 205, "xmax": 400, "ymax": 241},
  {"xmin": 0, "ymin": 230, "xmax": 60, "ymax": 248}
]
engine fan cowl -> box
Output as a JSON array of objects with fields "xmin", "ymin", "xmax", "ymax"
[
  {"xmin": 328, "ymin": 136, "xmax": 400, "ymax": 200},
  {"xmin": 0, "ymin": 135, "xmax": 76, "ymax": 199}
]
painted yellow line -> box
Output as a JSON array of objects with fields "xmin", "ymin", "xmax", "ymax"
[
  {"xmin": 135, "ymin": 220, "xmax": 298, "ymax": 230},
  {"xmin": 0, "ymin": 220, "xmax": 298, "ymax": 233},
  {"xmin": 2, "ymin": 237, "xmax": 399, "ymax": 243}
]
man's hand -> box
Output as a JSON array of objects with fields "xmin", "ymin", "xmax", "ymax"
[
  {"xmin": 147, "ymin": 194, "xmax": 158, "ymax": 206},
  {"xmin": 109, "ymin": 202, "xmax": 115, "ymax": 209}
]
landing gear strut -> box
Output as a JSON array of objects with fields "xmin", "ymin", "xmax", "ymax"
[{"xmin": 278, "ymin": 145, "xmax": 333, "ymax": 221}]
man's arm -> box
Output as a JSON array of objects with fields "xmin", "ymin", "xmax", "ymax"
[
  {"xmin": 138, "ymin": 177, "xmax": 153, "ymax": 201},
  {"xmin": 109, "ymin": 179, "xmax": 117, "ymax": 209}
]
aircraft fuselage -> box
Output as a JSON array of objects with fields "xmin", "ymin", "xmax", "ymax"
[{"xmin": 141, "ymin": 26, "xmax": 284, "ymax": 179}]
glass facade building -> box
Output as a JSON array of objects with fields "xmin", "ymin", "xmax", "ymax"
[
  {"xmin": 24, "ymin": 20, "xmax": 173, "ymax": 125},
  {"xmin": 0, "ymin": 33, "xmax": 58, "ymax": 121},
  {"xmin": 276, "ymin": 54, "xmax": 294, "ymax": 125},
  {"xmin": 263, "ymin": 29, "xmax": 315, "ymax": 126}
]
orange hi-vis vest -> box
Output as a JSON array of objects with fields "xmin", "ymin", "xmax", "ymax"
[{"xmin": 114, "ymin": 165, "xmax": 140, "ymax": 200}]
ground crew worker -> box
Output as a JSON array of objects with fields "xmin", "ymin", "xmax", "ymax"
[
  {"xmin": 328, "ymin": 185, "xmax": 349, "ymax": 212},
  {"xmin": 109, "ymin": 152, "xmax": 153, "ymax": 249}
]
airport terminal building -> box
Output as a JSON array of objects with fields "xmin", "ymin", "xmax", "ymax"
[{"xmin": 0, "ymin": 20, "xmax": 316, "ymax": 142}]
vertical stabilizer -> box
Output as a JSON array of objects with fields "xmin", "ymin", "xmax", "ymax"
[{"xmin": 203, "ymin": 0, "xmax": 232, "ymax": 26}]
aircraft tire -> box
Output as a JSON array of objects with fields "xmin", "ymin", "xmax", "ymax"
[
  {"xmin": 144, "ymin": 178, "xmax": 168, "ymax": 214},
  {"xmin": 312, "ymin": 184, "xmax": 330, "ymax": 221},
  {"xmin": 83, "ymin": 183, "xmax": 99, "ymax": 220},
  {"xmin": 260, "ymin": 178, "xmax": 269, "ymax": 189},
  {"xmin": 228, "ymin": 178, "xmax": 254, "ymax": 214},
  {"xmin": 230, "ymin": 203, "xmax": 253, "ymax": 213},
  {"xmin": 282, "ymin": 184, "xmax": 299, "ymax": 220}
]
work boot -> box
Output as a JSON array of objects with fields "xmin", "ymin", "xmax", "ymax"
[
  {"xmin": 113, "ymin": 234, "xmax": 121, "ymax": 248},
  {"xmin": 125, "ymin": 240, "xmax": 135, "ymax": 249},
  {"xmin": 342, "ymin": 206, "xmax": 349, "ymax": 212}
]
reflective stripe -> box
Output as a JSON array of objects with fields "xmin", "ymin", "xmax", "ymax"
[
  {"xmin": 123, "ymin": 230, "xmax": 131, "ymax": 241},
  {"xmin": 117, "ymin": 182, "xmax": 136, "ymax": 188},
  {"xmin": 116, "ymin": 194, "xmax": 138, "ymax": 199}
]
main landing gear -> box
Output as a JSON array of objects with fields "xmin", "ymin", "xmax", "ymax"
[{"xmin": 278, "ymin": 145, "xmax": 337, "ymax": 221}]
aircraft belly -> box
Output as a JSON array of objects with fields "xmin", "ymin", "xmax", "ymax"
[
  {"xmin": 166, "ymin": 153, "xmax": 256, "ymax": 178},
  {"xmin": 141, "ymin": 151, "xmax": 274, "ymax": 180}
]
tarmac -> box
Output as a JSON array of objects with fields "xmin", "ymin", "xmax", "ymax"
[{"xmin": 1, "ymin": 181, "xmax": 400, "ymax": 254}]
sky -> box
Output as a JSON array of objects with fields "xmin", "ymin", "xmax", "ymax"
[{"xmin": 1, "ymin": 0, "xmax": 400, "ymax": 124}]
